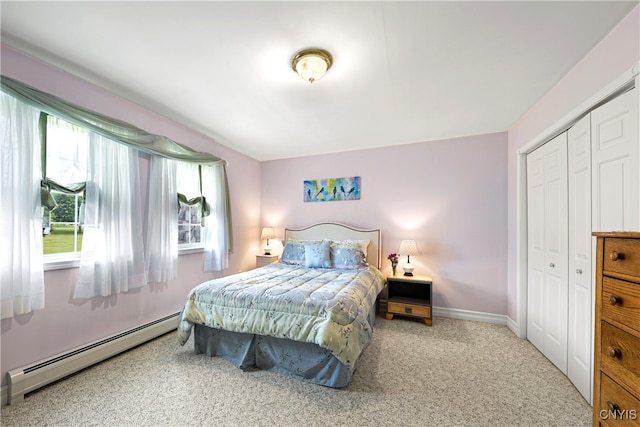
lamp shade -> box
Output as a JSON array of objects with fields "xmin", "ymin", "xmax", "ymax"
[
  {"xmin": 398, "ymin": 240, "xmax": 419, "ymax": 256},
  {"xmin": 260, "ymin": 227, "xmax": 275, "ymax": 240}
]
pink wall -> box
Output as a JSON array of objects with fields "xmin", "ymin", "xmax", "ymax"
[
  {"xmin": 261, "ymin": 132, "xmax": 508, "ymax": 315},
  {"xmin": 0, "ymin": 45, "xmax": 262, "ymax": 387},
  {"xmin": 506, "ymin": 6, "xmax": 640, "ymax": 321}
]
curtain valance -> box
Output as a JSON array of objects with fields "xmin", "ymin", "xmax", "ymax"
[{"xmin": 1, "ymin": 75, "xmax": 224, "ymax": 165}]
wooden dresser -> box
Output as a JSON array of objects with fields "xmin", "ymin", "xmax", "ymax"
[{"xmin": 592, "ymin": 232, "xmax": 640, "ymax": 426}]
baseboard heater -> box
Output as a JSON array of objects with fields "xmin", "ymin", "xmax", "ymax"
[{"xmin": 7, "ymin": 312, "xmax": 179, "ymax": 405}]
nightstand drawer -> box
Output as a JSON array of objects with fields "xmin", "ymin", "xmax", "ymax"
[{"xmin": 388, "ymin": 301, "xmax": 431, "ymax": 318}]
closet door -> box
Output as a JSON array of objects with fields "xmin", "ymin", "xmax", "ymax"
[
  {"xmin": 591, "ymin": 88, "xmax": 639, "ymax": 231},
  {"xmin": 567, "ymin": 114, "xmax": 592, "ymax": 403},
  {"xmin": 542, "ymin": 133, "xmax": 569, "ymax": 374},
  {"xmin": 527, "ymin": 147, "xmax": 545, "ymax": 352},
  {"xmin": 527, "ymin": 133, "xmax": 569, "ymax": 374}
]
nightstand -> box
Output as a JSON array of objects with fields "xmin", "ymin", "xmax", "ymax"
[
  {"xmin": 384, "ymin": 274, "xmax": 433, "ymax": 326},
  {"xmin": 256, "ymin": 254, "xmax": 278, "ymax": 268}
]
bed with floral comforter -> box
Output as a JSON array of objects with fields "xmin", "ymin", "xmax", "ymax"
[{"xmin": 177, "ymin": 261, "xmax": 385, "ymax": 387}]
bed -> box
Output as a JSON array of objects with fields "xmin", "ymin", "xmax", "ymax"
[{"xmin": 177, "ymin": 222, "xmax": 385, "ymax": 387}]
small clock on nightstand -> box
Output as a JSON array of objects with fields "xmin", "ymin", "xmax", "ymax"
[{"xmin": 256, "ymin": 254, "xmax": 279, "ymax": 268}]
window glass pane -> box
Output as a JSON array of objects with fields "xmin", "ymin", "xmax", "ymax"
[
  {"xmin": 43, "ymin": 116, "xmax": 88, "ymax": 255},
  {"xmin": 43, "ymin": 191, "xmax": 84, "ymax": 254},
  {"xmin": 176, "ymin": 162, "xmax": 203, "ymax": 246},
  {"xmin": 178, "ymin": 203, "xmax": 202, "ymax": 244},
  {"xmin": 46, "ymin": 116, "xmax": 88, "ymax": 185}
]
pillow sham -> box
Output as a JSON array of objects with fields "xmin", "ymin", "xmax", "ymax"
[
  {"xmin": 331, "ymin": 241, "xmax": 368, "ymax": 270},
  {"xmin": 280, "ymin": 239, "xmax": 322, "ymax": 265},
  {"xmin": 334, "ymin": 239, "xmax": 370, "ymax": 261},
  {"xmin": 304, "ymin": 240, "xmax": 332, "ymax": 268}
]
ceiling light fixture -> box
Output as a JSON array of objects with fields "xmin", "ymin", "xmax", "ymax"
[{"xmin": 291, "ymin": 48, "xmax": 332, "ymax": 83}]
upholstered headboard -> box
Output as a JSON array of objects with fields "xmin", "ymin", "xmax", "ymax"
[{"xmin": 284, "ymin": 222, "xmax": 382, "ymax": 269}]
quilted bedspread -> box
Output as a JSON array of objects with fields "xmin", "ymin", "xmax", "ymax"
[{"xmin": 177, "ymin": 263, "xmax": 386, "ymax": 368}]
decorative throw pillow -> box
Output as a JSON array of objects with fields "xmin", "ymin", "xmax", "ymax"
[
  {"xmin": 331, "ymin": 242, "xmax": 368, "ymax": 270},
  {"xmin": 304, "ymin": 241, "xmax": 332, "ymax": 268},
  {"xmin": 280, "ymin": 239, "xmax": 322, "ymax": 265}
]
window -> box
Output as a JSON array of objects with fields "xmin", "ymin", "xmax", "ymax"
[
  {"xmin": 176, "ymin": 161, "xmax": 204, "ymax": 248},
  {"xmin": 42, "ymin": 116, "xmax": 89, "ymax": 257},
  {"xmin": 43, "ymin": 192, "xmax": 84, "ymax": 254}
]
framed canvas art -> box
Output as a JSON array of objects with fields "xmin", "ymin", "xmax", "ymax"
[{"xmin": 304, "ymin": 176, "xmax": 361, "ymax": 202}]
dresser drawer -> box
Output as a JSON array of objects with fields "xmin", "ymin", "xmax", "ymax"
[
  {"xmin": 601, "ymin": 321, "xmax": 640, "ymax": 394},
  {"xmin": 602, "ymin": 277, "xmax": 640, "ymax": 333},
  {"xmin": 603, "ymin": 238, "xmax": 640, "ymax": 281},
  {"xmin": 388, "ymin": 301, "xmax": 431, "ymax": 318},
  {"xmin": 597, "ymin": 374, "xmax": 640, "ymax": 426}
]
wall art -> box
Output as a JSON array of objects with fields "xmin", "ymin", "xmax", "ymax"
[{"xmin": 304, "ymin": 176, "xmax": 361, "ymax": 202}]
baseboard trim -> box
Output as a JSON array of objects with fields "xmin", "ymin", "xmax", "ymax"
[
  {"xmin": 1, "ymin": 385, "xmax": 7, "ymax": 407},
  {"xmin": 506, "ymin": 316, "xmax": 524, "ymax": 337},
  {"xmin": 6, "ymin": 313, "xmax": 179, "ymax": 405},
  {"xmin": 433, "ymin": 306, "xmax": 508, "ymax": 326}
]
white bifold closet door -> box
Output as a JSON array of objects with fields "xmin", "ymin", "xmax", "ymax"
[
  {"xmin": 591, "ymin": 88, "xmax": 639, "ymax": 232},
  {"xmin": 526, "ymin": 86, "xmax": 638, "ymax": 405},
  {"xmin": 527, "ymin": 132, "xmax": 569, "ymax": 374},
  {"xmin": 567, "ymin": 113, "xmax": 592, "ymax": 403}
]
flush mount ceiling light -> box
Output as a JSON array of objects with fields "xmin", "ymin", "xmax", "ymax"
[{"xmin": 291, "ymin": 48, "xmax": 332, "ymax": 83}]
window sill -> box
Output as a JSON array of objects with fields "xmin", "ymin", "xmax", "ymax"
[
  {"xmin": 179, "ymin": 245, "xmax": 204, "ymax": 255},
  {"xmin": 43, "ymin": 246, "xmax": 204, "ymax": 271},
  {"xmin": 44, "ymin": 254, "xmax": 81, "ymax": 271}
]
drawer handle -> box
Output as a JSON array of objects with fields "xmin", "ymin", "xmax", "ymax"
[
  {"xmin": 607, "ymin": 346, "xmax": 620, "ymax": 358},
  {"xmin": 607, "ymin": 401, "xmax": 620, "ymax": 412},
  {"xmin": 576, "ymin": 269, "xmax": 582, "ymax": 275},
  {"xmin": 609, "ymin": 295, "xmax": 622, "ymax": 306},
  {"xmin": 405, "ymin": 307, "xmax": 413, "ymax": 314},
  {"xmin": 609, "ymin": 251, "xmax": 624, "ymax": 261},
  {"xmin": 549, "ymin": 263, "xmax": 555, "ymax": 268}
]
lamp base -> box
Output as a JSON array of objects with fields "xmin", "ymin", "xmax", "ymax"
[{"xmin": 403, "ymin": 263, "xmax": 414, "ymax": 276}]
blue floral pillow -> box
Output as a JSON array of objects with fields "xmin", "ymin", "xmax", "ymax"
[
  {"xmin": 331, "ymin": 242, "xmax": 368, "ymax": 270},
  {"xmin": 304, "ymin": 240, "xmax": 332, "ymax": 268},
  {"xmin": 280, "ymin": 240, "xmax": 322, "ymax": 265}
]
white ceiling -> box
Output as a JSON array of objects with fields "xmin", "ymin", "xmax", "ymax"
[{"xmin": 1, "ymin": 1, "xmax": 637, "ymax": 161}]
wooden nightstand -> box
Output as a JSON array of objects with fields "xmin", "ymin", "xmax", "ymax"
[
  {"xmin": 384, "ymin": 274, "xmax": 433, "ymax": 326},
  {"xmin": 256, "ymin": 254, "xmax": 278, "ymax": 268}
]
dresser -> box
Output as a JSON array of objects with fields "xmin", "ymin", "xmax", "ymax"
[{"xmin": 592, "ymin": 232, "xmax": 640, "ymax": 426}]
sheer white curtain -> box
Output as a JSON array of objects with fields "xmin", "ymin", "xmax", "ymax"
[
  {"xmin": 74, "ymin": 133, "xmax": 146, "ymax": 298},
  {"xmin": 145, "ymin": 156, "xmax": 178, "ymax": 283},
  {"xmin": 203, "ymin": 164, "xmax": 230, "ymax": 271},
  {"xmin": 0, "ymin": 92, "xmax": 45, "ymax": 318}
]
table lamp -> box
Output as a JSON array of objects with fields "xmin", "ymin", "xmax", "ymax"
[
  {"xmin": 260, "ymin": 227, "xmax": 275, "ymax": 255},
  {"xmin": 398, "ymin": 239, "xmax": 419, "ymax": 276}
]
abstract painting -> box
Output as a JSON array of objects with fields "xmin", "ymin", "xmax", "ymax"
[{"xmin": 304, "ymin": 176, "xmax": 361, "ymax": 202}]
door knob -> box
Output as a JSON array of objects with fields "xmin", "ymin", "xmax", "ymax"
[{"xmin": 549, "ymin": 263, "xmax": 555, "ymax": 268}]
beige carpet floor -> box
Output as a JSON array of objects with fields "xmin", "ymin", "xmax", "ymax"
[{"xmin": 1, "ymin": 316, "xmax": 591, "ymax": 426}]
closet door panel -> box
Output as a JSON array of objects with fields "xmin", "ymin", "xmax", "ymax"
[
  {"xmin": 592, "ymin": 88, "xmax": 639, "ymax": 231},
  {"xmin": 567, "ymin": 114, "xmax": 592, "ymax": 403},
  {"xmin": 527, "ymin": 147, "xmax": 545, "ymax": 351},
  {"xmin": 542, "ymin": 134, "xmax": 568, "ymax": 374}
]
